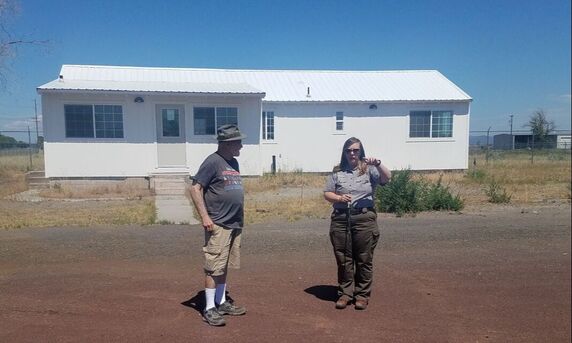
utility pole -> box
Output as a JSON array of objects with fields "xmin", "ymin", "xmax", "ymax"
[
  {"xmin": 28, "ymin": 126, "xmax": 33, "ymax": 169},
  {"xmin": 34, "ymin": 99, "xmax": 39, "ymax": 144},
  {"xmin": 509, "ymin": 114, "xmax": 514, "ymax": 150}
]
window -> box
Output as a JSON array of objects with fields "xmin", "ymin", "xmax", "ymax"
[
  {"xmin": 65, "ymin": 104, "xmax": 124, "ymax": 138},
  {"xmin": 409, "ymin": 110, "xmax": 453, "ymax": 138},
  {"xmin": 336, "ymin": 111, "xmax": 344, "ymax": 131},
  {"xmin": 161, "ymin": 108, "xmax": 180, "ymax": 137},
  {"xmin": 194, "ymin": 107, "xmax": 238, "ymax": 135},
  {"xmin": 409, "ymin": 111, "xmax": 431, "ymax": 138},
  {"xmin": 262, "ymin": 111, "xmax": 274, "ymax": 140},
  {"xmin": 95, "ymin": 105, "xmax": 124, "ymax": 138},
  {"xmin": 432, "ymin": 111, "xmax": 453, "ymax": 137}
]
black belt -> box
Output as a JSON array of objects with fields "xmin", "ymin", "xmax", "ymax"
[{"xmin": 333, "ymin": 207, "xmax": 375, "ymax": 215}]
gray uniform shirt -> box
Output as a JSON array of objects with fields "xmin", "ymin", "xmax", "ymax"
[
  {"xmin": 192, "ymin": 152, "xmax": 244, "ymax": 229},
  {"xmin": 324, "ymin": 166, "xmax": 381, "ymax": 210}
]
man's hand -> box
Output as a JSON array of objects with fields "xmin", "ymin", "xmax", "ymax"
[{"xmin": 202, "ymin": 216, "xmax": 215, "ymax": 231}]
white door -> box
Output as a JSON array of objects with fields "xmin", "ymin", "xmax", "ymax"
[{"xmin": 156, "ymin": 105, "xmax": 186, "ymax": 167}]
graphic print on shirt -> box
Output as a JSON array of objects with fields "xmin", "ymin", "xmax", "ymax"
[{"xmin": 222, "ymin": 167, "xmax": 242, "ymax": 191}]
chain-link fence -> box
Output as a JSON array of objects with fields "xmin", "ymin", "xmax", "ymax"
[
  {"xmin": 469, "ymin": 129, "xmax": 571, "ymax": 150},
  {"xmin": 0, "ymin": 129, "xmax": 44, "ymax": 170}
]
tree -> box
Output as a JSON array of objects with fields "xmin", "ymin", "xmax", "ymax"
[
  {"xmin": 525, "ymin": 109, "xmax": 556, "ymax": 146},
  {"xmin": 0, "ymin": 0, "xmax": 48, "ymax": 86}
]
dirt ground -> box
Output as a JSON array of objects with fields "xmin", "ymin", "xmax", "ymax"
[{"xmin": 0, "ymin": 204, "xmax": 570, "ymax": 342}]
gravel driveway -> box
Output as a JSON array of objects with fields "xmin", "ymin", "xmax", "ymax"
[{"xmin": 0, "ymin": 204, "xmax": 570, "ymax": 342}]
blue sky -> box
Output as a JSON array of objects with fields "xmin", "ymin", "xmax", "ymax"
[{"xmin": 1, "ymin": 0, "xmax": 570, "ymax": 141}]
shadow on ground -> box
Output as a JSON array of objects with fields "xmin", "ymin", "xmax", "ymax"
[
  {"xmin": 181, "ymin": 291, "xmax": 238, "ymax": 314},
  {"xmin": 181, "ymin": 290, "xmax": 205, "ymax": 315},
  {"xmin": 304, "ymin": 285, "xmax": 338, "ymax": 303}
]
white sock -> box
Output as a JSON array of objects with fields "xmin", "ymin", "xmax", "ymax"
[
  {"xmin": 205, "ymin": 288, "xmax": 216, "ymax": 311},
  {"xmin": 215, "ymin": 283, "xmax": 226, "ymax": 305}
]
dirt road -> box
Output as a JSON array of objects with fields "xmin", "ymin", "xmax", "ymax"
[{"xmin": 1, "ymin": 204, "xmax": 570, "ymax": 342}]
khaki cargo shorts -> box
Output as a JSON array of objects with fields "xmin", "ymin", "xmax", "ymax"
[{"xmin": 203, "ymin": 224, "xmax": 242, "ymax": 276}]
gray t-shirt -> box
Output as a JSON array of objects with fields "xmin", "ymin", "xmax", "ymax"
[
  {"xmin": 324, "ymin": 166, "xmax": 381, "ymax": 210},
  {"xmin": 192, "ymin": 152, "xmax": 244, "ymax": 229}
]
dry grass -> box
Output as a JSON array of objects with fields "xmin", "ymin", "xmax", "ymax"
[
  {"xmin": 243, "ymin": 149, "xmax": 571, "ymax": 222},
  {"xmin": 245, "ymin": 194, "xmax": 331, "ymax": 224},
  {"xmin": 1, "ymin": 152, "xmax": 155, "ymax": 229},
  {"xmin": 0, "ymin": 199, "xmax": 156, "ymax": 229},
  {"xmin": 0, "ymin": 152, "xmax": 44, "ymax": 197},
  {"xmin": 422, "ymin": 150, "xmax": 571, "ymax": 205},
  {"xmin": 1, "ymin": 149, "xmax": 570, "ymax": 229},
  {"xmin": 40, "ymin": 183, "xmax": 152, "ymax": 199},
  {"xmin": 243, "ymin": 172, "xmax": 327, "ymax": 192},
  {"xmin": 243, "ymin": 172, "xmax": 331, "ymax": 224}
]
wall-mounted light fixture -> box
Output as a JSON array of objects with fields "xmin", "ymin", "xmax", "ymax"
[
  {"xmin": 134, "ymin": 96, "xmax": 144, "ymax": 103},
  {"xmin": 369, "ymin": 104, "xmax": 377, "ymax": 110}
]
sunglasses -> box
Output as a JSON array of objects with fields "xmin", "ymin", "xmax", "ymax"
[{"xmin": 345, "ymin": 148, "xmax": 360, "ymax": 154}]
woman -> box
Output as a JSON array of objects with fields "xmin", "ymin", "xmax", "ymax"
[{"xmin": 323, "ymin": 137, "xmax": 391, "ymax": 310}]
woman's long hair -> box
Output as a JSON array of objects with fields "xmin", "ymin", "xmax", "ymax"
[{"xmin": 333, "ymin": 137, "xmax": 367, "ymax": 175}]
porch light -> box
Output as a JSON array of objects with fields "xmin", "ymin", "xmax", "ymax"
[{"xmin": 134, "ymin": 96, "xmax": 144, "ymax": 103}]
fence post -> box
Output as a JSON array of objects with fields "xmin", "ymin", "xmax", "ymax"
[
  {"xmin": 486, "ymin": 126, "xmax": 491, "ymax": 165},
  {"xmin": 27, "ymin": 126, "xmax": 33, "ymax": 170},
  {"xmin": 530, "ymin": 134, "xmax": 535, "ymax": 164}
]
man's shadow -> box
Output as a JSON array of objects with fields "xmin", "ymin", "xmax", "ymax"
[
  {"xmin": 304, "ymin": 285, "xmax": 338, "ymax": 303},
  {"xmin": 181, "ymin": 290, "xmax": 235, "ymax": 314},
  {"xmin": 182, "ymin": 287, "xmax": 336, "ymax": 313}
]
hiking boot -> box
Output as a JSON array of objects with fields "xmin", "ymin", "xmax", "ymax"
[
  {"xmin": 335, "ymin": 296, "xmax": 352, "ymax": 309},
  {"xmin": 217, "ymin": 301, "xmax": 247, "ymax": 316},
  {"xmin": 355, "ymin": 299, "xmax": 368, "ymax": 310},
  {"xmin": 203, "ymin": 308, "xmax": 226, "ymax": 326}
]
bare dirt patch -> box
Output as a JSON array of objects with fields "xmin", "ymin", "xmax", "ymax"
[{"xmin": 1, "ymin": 204, "xmax": 569, "ymax": 342}]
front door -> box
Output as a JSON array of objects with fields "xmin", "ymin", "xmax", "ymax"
[{"xmin": 156, "ymin": 105, "xmax": 186, "ymax": 167}]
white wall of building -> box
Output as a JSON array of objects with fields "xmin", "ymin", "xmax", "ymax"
[
  {"xmin": 42, "ymin": 92, "xmax": 263, "ymax": 177},
  {"xmin": 260, "ymin": 101, "xmax": 470, "ymax": 172},
  {"xmin": 41, "ymin": 91, "xmax": 470, "ymax": 177}
]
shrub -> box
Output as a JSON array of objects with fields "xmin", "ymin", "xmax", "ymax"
[
  {"xmin": 376, "ymin": 169, "xmax": 464, "ymax": 216},
  {"xmin": 376, "ymin": 169, "xmax": 424, "ymax": 216},
  {"xmin": 424, "ymin": 176, "xmax": 464, "ymax": 211},
  {"xmin": 484, "ymin": 178, "xmax": 512, "ymax": 203}
]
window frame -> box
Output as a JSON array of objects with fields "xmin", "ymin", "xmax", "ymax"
[
  {"xmin": 64, "ymin": 103, "xmax": 124, "ymax": 139},
  {"xmin": 408, "ymin": 110, "xmax": 454, "ymax": 139},
  {"xmin": 262, "ymin": 111, "xmax": 275, "ymax": 141},
  {"xmin": 335, "ymin": 111, "xmax": 344, "ymax": 132},
  {"xmin": 193, "ymin": 106, "xmax": 239, "ymax": 136}
]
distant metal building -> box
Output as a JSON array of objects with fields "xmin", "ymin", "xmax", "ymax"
[{"xmin": 493, "ymin": 133, "xmax": 571, "ymax": 150}]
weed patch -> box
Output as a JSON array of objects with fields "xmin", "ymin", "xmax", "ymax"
[
  {"xmin": 376, "ymin": 170, "xmax": 464, "ymax": 216},
  {"xmin": 484, "ymin": 178, "xmax": 512, "ymax": 203}
]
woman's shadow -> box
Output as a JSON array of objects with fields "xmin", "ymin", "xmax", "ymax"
[{"xmin": 303, "ymin": 285, "xmax": 338, "ymax": 303}]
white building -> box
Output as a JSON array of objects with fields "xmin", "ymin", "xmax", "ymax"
[{"xmin": 37, "ymin": 65, "xmax": 472, "ymax": 178}]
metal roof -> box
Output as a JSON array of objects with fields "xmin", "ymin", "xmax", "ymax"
[
  {"xmin": 38, "ymin": 79, "xmax": 264, "ymax": 96},
  {"xmin": 38, "ymin": 65, "xmax": 472, "ymax": 102}
]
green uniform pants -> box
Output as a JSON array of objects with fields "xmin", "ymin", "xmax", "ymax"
[{"xmin": 329, "ymin": 209, "xmax": 380, "ymax": 300}]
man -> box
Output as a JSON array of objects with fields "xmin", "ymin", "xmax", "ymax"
[{"xmin": 189, "ymin": 124, "xmax": 247, "ymax": 327}]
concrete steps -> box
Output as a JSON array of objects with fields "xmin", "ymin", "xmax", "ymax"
[
  {"xmin": 26, "ymin": 171, "xmax": 50, "ymax": 189},
  {"xmin": 150, "ymin": 172, "xmax": 199, "ymax": 224},
  {"xmin": 150, "ymin": 173, "xmax": 189, "ymax": 195}
]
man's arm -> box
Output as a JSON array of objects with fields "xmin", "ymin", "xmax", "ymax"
[{"xmin": 189, "ymin": 181, "xmax": 215, "ymax": 231}]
